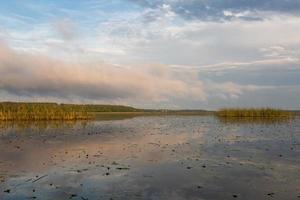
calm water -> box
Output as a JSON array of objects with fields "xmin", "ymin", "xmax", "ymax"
[{"xmin": 0, "ymin": 116, "xmax": 299, "ymax": 200}]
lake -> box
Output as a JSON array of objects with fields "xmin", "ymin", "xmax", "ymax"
[{"xmin": 0, "ymin": 116, "xmax": 299, "ymax": 200}]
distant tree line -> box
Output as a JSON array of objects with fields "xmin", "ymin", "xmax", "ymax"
[{"xmin": 76, "ymin": 104, "xmax": 140, "ymax": 112}]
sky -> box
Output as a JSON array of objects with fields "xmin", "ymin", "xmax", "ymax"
[{"xmin": 0, "ymin": 0, "xmax": 300, "ymax": 110}]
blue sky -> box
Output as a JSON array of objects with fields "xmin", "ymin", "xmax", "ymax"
[{"xmin": 0, "ymin": 0, "xmax": 300, "ymax": 109}]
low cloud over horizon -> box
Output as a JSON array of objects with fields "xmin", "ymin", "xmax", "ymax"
[{"xmin": 0, "ymin": 0, "xmax": 300, "ymax": 109}]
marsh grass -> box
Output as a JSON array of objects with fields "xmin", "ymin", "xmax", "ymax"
[
  {"xmin": 218, "ymin": 116, "xmax": 292, "ymax": 124},
  {"xmin": 216, "ymin": 108, "xmax": 292, "ymax": 119},
  {"xmin": 0, "ymin": 102, "xmax": 91, "ymax": 121}
]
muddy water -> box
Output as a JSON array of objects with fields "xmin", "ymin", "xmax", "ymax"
[{"xmin": 0, "ymin": 116, "xmax": 299, "ymax": 200}]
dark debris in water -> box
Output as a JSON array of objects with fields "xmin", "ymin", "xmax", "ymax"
[
  {"xmin": 267, "ymin": 192, "xmax": 275, "ymax": 197},
  {"xmin": 3, "ymin": 189, "xmax": 10, "ymax": 193},
  {"xmin": 69, "ymin": 194, "xmax": 77, "ymax": 199}
]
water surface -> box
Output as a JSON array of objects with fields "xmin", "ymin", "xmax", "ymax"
[{"xmin": 0, "ymin": 116, "xmax": 299, "ymax": 200}]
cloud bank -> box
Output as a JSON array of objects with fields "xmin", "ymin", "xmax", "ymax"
[
  {"xmin": 0, "ymin": 42, "xmax": 270, "ymax": 108},
  {"xmin": 0, "ymin": 43, "xmax": 207, "ymax": 106}
]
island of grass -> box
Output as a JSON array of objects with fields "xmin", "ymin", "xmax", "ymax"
[{"xmin": 216, "ymin": 108, "xmax": 292, "ymax": 118}]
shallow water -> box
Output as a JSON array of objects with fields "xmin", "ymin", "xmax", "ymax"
[{"xmin": 0, "ymin": 116, "xmax": 299, "ymax": 200}]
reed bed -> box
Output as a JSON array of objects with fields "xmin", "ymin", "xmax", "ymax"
[
  {"xmin": 216, "ymin": 108, "xmax": 292, "ymax": 118},
  {"xmin": 218, "ymin": 116, "xmax": 291, "ymax": 124},
  {"xmin": 0, "ymin": 102, "xmax": 91, "ymax": 121}
]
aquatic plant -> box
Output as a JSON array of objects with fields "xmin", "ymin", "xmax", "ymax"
[
  {"xmin": 216, "ymin": 108, "xmax": 292, "ymax": 118},
  {"xmin": 0, "ymin": 102, "xmax": 91, "ymax": 121}
]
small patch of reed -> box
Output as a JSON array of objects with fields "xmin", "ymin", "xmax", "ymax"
[{"xmin": 216, "ymin": 108, "xmax": 292, "ymax": 118}]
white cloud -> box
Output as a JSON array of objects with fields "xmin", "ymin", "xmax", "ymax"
[{"xmin": 80, "ymin": 11, "xmax": 300, "ymax": 66}]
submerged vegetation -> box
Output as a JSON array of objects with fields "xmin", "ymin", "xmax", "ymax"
[
  {"xmin": 0, "ymin": 102, "xmax": 91, "ymax": 121},
  {"xmin": 216, "ymin": 108, "xmax": 292, "ymax": 118}
]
